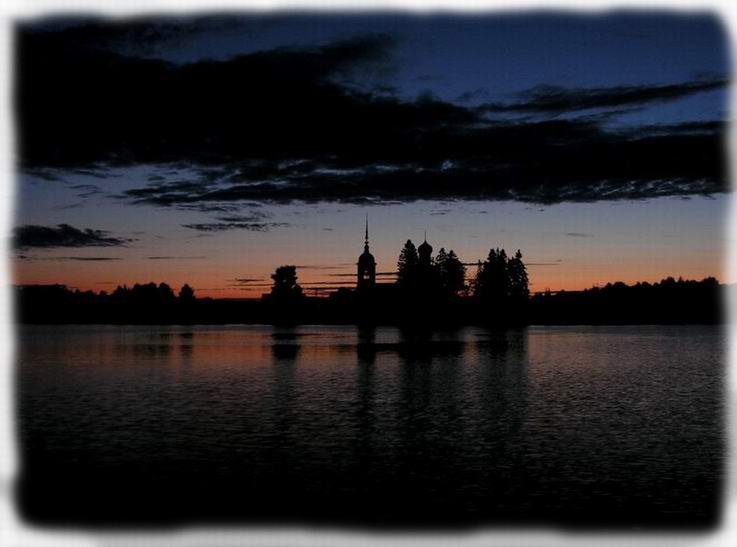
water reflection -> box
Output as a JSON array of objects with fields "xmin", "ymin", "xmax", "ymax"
[
  {"xmin": 353, "ymin": 327, "xmax": 377, "ymax": 491},
  {"xmin": 270, "ymin": 327, "xmax": 302, "ymax": 361},
  {"xmin": 356, "ymin": 325, "xmax": 377, "ymax": 364},
  {"xmin": 267, "ymin": 328, "xmax": 300, "ymax": 482},
  {"xmin": 474, "ymin": 329, "xmax": 530, "ymax": 503},
  {"xmin": 16, "ymin": 324, "xmax": 723, "ymax": 528},
  {"xmin": 475, "ymin": 329, "xmax": 529, "ymax": 440},
  {"xmin": 179, "ymin": 331, "xmax": 194, "ymax": 360}
]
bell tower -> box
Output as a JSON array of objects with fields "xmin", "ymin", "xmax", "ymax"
[{"xmin": 357, "ymin": 215, "xmax": 376, "ymax": 290}]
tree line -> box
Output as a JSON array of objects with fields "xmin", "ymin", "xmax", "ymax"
[
  {"xmin": 14, "ymin": 275, "xmax": 722, "ymax": 325},
  {"xmin": 531, "ymin": 276, "xmax": 722, "ymax": 324},
  {"xmin": 14, "ymin": 246, "xmax": 722, "ymax": 325},
  {"xmin": 391, "ymin": 241, "xmax": 530, "ymax": 323},
  {"xmin": 16, "ymin": 282, "xmax": 198, "ymax": 323},
  {"xmin": 395, "ymin": 241, "xmax": 530, "ymax": 304}
]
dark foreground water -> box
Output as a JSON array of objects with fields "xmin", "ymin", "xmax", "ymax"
[{"xmin": 16, "ymin": 325, "xmax": 724, "ymax": 529}]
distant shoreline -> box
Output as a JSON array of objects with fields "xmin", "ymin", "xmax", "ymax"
[{"xmin": 14, "ymin": 277, "xmax": 724, "ymax": 326}]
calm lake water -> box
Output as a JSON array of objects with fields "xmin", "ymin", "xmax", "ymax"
[{"xmin": 16, "ymin": 324, "xmax": 724, "ymax": 529}]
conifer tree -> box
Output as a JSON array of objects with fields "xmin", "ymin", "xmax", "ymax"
[
  {"xmin": 436, "ymin": 248, "xmax": 466, "ymax": 296},
  {"xmin": 397, "ymin": 239, "xmax": 419, "ymax": 287},
  {"xmin": 507, "ymin": 249, "xmax": 529, "ymax": 303}
]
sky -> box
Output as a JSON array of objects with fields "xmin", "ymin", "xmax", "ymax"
[{"xmin": 12, "ymin": 12, "xmax": 730, "ymax": 298}]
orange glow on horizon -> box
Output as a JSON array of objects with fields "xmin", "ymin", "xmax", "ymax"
[{"xmin": 13, "ymin": 258, "xmax": 725, "ymax": 300}]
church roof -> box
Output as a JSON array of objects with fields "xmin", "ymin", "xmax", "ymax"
[{"xmin": 418, "ymin": 239, "xmax": 433, "ymax": 254}]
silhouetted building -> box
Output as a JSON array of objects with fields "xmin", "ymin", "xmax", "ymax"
[
  {"xmin": 418, "ymin": 232, "xmax": 433, "ymax": 267},
  {"xmin": 357, "ymin": 216, "xmax": 376, "ymax": 290},
  {"xmin": 416, "ymin": 233, "xmax": 435, "ymax": 292}
]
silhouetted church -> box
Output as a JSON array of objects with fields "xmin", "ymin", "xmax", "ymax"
[
  {"xmin": 357, "ymin": 216, "xmax": 376, "ymax": 290},
  {"xmin": 418, "ymin": 232, "xmax": 432, "ymax": 268}
]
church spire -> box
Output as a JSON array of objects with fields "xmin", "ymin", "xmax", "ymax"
[{"xmin": 357, "ymin": 213, "xmax": 376, "ymax": 290}]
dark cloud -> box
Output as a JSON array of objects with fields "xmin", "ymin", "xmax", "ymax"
[
  {"xmin": 564, "ymin": 232, "xmax": 593, "ymax": 238},
  {"xmin": 15, "ymin": 255, "xmax": 121, "ymax": 261},
  {"xmin": 24, "ymin": 168, "xmax": 66, "ymax": 182},
  {"xmin": 125, "ymin": 117, "xmax": 725, "ymax": 206},
  {"xmin": 59, "ymin": 256, "xmax": 121, "ymax": 261},
  {"xmin": 456, "ymin": 87, "xmax": 489, "ymax": 103},
  {"xmin": 16, "ymin": 27, "xmax": 399, "ymax": 169},
  {"xmin": 14, "ymin": 224, "xmax": 135, "ymax": 249},
  {"xmin": 302, "ymin": 286, "xmax": 362, "ymax": 292},
  {"xmin": 181, "ymin": 203, "xmax": 246, "ymax": 214},
  {"xmin": 123, "ymin": 180, "xmax": 219, "ymax": 204},
  {"xmin": 480, "ymin": 79, "xmax": 727, "ymax": 114},
  {"xmin": 147, "ymin": 256, "xmax": 207, "ymax": 260},
  {"xmin": 214, "ymin": 212, "xmax": 273, "ymax": 223},
  {"xmin": 461, "ymin": 259, "xmax": 561, "ymax": 267},
  {"xmin": 67, "ymin": 168, "xmax": 121, "ymax": 179},
  {"xmin": 231, "ymin": 278, "xmax": 265, "ymax": 284},
  {"xmin": 633, "ymin": 120, "xmax": 724, "ymax": 137},
  {"xmin": 299, "ymin": 281, "xmax": 357, "ymax": 288},
  {"xmin": 24, "ymin": 16, "xmax": 254, "ymax": 58},
  {"xmin": 329, "ymin": 271, "xmax": 398, "ymax": 277},
  {"xmin": 181, "ymin": 222, "xmax": 289, "ymax": 232},
  {"xmin": 70, "ymin": 183, "xmax": 102, "ymax": 198},
  {"xmin": 16, "ymin": 20, "xmax": 728, "ymax": 206},
  {"xmin": 55, "ymin": 202, "xmax": 85, "ymax": 210}
]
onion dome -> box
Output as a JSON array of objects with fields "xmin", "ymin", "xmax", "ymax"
[{"xmin": 418, "ymin": 232, "xmax": 433, "ymax": 257}]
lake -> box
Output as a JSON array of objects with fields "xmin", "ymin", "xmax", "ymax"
[{"xmin": 15, "ymin": 324, "xmax": 724, "ymax": 529}]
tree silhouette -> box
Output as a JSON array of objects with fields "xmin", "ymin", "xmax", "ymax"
[
  {"xmin": 265, "ymin": 265, "xmax": 305, "ymax": 324},
  {"xmin": 158, "ymin": 282, "xmax": 176, "ymax": 303},
  {"xmin": 112, "ymin": 284, "xmax": 129, "ymax": 299},
  {"xmin": 270, "ymin": 265, "xmax": 304, "ymax": 300},
  {"xmin": 435, "ymin": 247, "xmax": 448, "ymax": 269},
  {"xmin": 475, "ymin": 248, "xmax": 509, "ymax": 306},
  {"xmin": 397, "ymin": 240, "xmax": 419, "ymax": 287},
  {"xmin": 116, "ymin": 282, "xmax": 176, "ymax": 305},
  {"xmin": 507, "ymin": 250, "xmax": 529, "ymax": 304},
  {"xmin": 179, "ymin": 283, "xmax": 195, "ymax": 302},
  {"xmin": 435, "ymin": 248, "xmax": 466, "ymax": 297}
]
